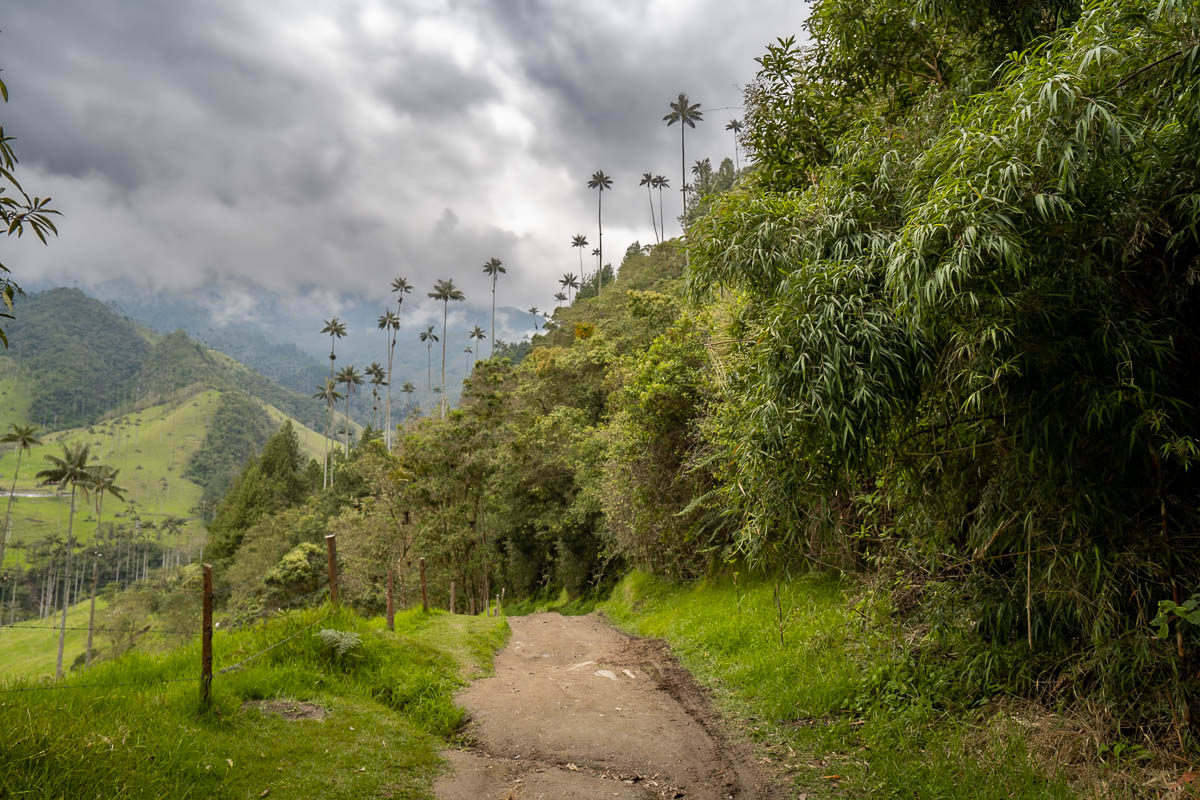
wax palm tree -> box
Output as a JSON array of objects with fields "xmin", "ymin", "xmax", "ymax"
[
  {"xmin": 464, "ymin": 346, "xmax": 473, "ymax": 374},
  {"xmin": 387, "ymin": 278, "xmax": 411, "ymax": 444},
  {"xmin": 559, "ymin": 273, "xmax": 579, "ymax": 304},
  {"xmin": 378, "ymin": 309, "xmax": 400, "ymax": 448},
  {"xmin": 528, "ymin": 307, "xmax": 540, "ymax": 332},
  {"xmin": 312, "ymin": 379, "xmax": 343, "ymax": 488},
  {"xmin": 84, "ymin": 463, "xmax": 124, "ymax": 662},
  {"xmin": 428, "ymin": 279, "xmax": 465, "ymax": 418},
  {"xmin": 553, "ymin": 291, "xmax": 567, "ymax": 306},
  {"xmin": 400, "ymin": 381, "xmax": 416, "ymax": 418},
  {"xmin": 482, "ymin": 257, "xmax": 506, "ymax": 357},
  {"xmin": 320, "ymin": 317, "xmax": 347, "ymax": 378},
  {"xmin": 365, "ymin": 361, "xmax": 387, "ymax": 430},
  {"xmin": 664, "ymin": 93, "xmax": 703, "ymax": 224},
  {"xmin": 1, "ymin": 423, "xmax": 41, "ymax": 573},
  {"xmin": 469, "ymin": 325, "xmax": 486, "ymax": 369},
  {"xmin": 640, "ymin": 173, "xmax": 659, "ymax": 243},
  {"xmin": 336, "ymin": 365, "xmax": 363, "ymax": 455},
  {"xmin": 653, "ymin": 175, "xmax": 669, "ymax": 238},
  {"xmin": 571, "ymin": 234, "xmax": 588, "ymax": 277},
  {"xmin": 591, "ymin": 247, "xmax": 601, "ymax": 274},
  {"xmin": 419, "ymin": 325, "xmax": 439, "ymax": 411},
  {"xmin": 587, "ymin": 170, "xmax": 613, "ymax": 294},
  {"xmin": 36, "ymin": 442, "xmax": 96, "ymax": 678},
  {"xmin": 725, "ymin": 118, "xmax": 743, "ymax": 171}
]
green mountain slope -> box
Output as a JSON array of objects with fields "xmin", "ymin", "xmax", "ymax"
[{"xmin": 5, "ymin": 288, "xmax": 151, "ymax": 428}]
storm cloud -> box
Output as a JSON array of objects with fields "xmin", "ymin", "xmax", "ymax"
[{"xmin": 2, "ymin": 0, "xmax": 809, "ymax": 321}]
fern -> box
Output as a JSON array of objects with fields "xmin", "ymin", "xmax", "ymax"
[{"xmin": 314, "ymin": 629, "xmax": 362, "ymax": 668}]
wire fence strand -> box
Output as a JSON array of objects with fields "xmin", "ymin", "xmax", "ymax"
[{"xmin": 217, "ymin": 614, "xmax": 331, "ymax": 675}]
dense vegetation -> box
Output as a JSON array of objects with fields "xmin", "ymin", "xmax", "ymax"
[
  {"xmin": 236, "ymin": 0, "xmax": 1191, "ymax": 762},
  {"xmin": 183, "ymin": 391, "xmax": 277, "ymax": 516},
  {"xmin": 6, "ymin": 288, "xmax": 150, "ymax": 428}
]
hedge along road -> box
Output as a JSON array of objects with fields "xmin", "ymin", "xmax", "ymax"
[{"xmin": 436, "ymin": 611, "xmax": 782, "ymax": 800}]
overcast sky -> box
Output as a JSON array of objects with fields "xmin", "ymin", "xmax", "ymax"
[{"xmin": 3, "ymin": 1, "xmax": 809, "ymax": 322}]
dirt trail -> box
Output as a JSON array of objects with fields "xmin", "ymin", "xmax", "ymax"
[{"xmin": 435, "ymin": 612, "xmax": 781, "ymax": 800}]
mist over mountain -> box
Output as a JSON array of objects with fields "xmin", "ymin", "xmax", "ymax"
[{"xmin": 73, "ymin": 279, "xmax": 545, "ymax": 406}]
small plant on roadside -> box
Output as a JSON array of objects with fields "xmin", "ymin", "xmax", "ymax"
[{"xmin": 314, "ymin": 628, "xmax": 362, "ymax": 669}]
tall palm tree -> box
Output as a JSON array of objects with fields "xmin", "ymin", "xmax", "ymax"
[
  {"xmin": 320, "ymin": 317, "xmax": 347, "ymax": 378},
  {"xmin": 85, "ymin": 464, "xmax": 124, "ymax": 666},
  {"xmin": 528, "ymin": 307, "xmax": 540, "ymax": 332},
  {"xmin": 365, "ymin": 362, "xmax": 387, "ymax": 430},
  {"xmin": 591, "ymin": 247, "xmax": 601, "ymax": 275},
  {"xmin": 482, "ymin": 257, "xmax": 506, "ymax": 358},
  {"xmin": 469, "ymin": 325, "xmax": 487, "ymax": 368},
  {"xmin": 587, "ymin": 170, "xmax": 613, "ymax": 295},
  {"xmin": 664, "ymin": 93, "xmax": 703, "ymax": 226},
  {"xmin": 464, "ymin": 346, "xmax": 473, "ymax": 374},
  {"xmin": 559, "ymin": 273, "xmax": 579, "ymax": 304},
  {"xmin": 36, "ymin": 442, "xmax": 95, "ymax": 678},
  {"xmin": 1, "ymin": 423, "xmax": 41, "ymax": 574},
  {"xmin": 312, "ymin": 379, "xmax": 343, "ymax": 488},
  {"xmin": 428, "ymin": 279, "xmax": 465, "ymax": 418},
  {"xmin": 419, "ymin": 325, "xmax": 439, "ymax": 412},
  {"xmin": 378, "ymin": 310, "xmax": 400, "ymax": 448},
  {"xmin": 571, "ymin": 234, "xmax": 588, "ymax": 277},
  {"xmin": 553, "ymin": 291, "xmax": 567, "ymax": 306},
  {"xmin": 387, "ymin": 277, "xmax": 412, "ymax": 447},
  {"xmin": 653, "ymin": 175, "xmax": 669, "ymax": 238},
  {"xmin": 400, "ymin": 381, "xmax": 416, "ymax": 419},
  {"xmin": 336, "ymin": 365, "xmax": 363, "ymax": 455},
  {"xmin": 725, "ymin": 118, "xmax": 743, "ymax": 171},
  {"xmin": 640, "ymin": 173, "xmax": 659, "ymax": 243}
]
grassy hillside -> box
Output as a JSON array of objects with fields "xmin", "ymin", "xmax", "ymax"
[
  {"xmin": 0, "ymin": 596, "xmax": 110, "ymax": 679},
  {"xmin": 0, "ymin": 605, "xmax": 506, "ymax": 799},
  {"xmin": 0, "ymin": 391, "xmax": 331, "ymax": 565}
]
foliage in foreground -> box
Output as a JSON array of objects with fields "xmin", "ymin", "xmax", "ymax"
[
  {"xmin": 601, "ymin": 572, "xmax": 1143, "ymax": 799},
  {"xmin": 0, "ymin": 604, "xmax": 506, "ymax": 799}
]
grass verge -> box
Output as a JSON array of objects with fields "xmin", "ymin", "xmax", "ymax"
[
  {"xmin": 0, "ymin": 604, "xmax": 507, "ymax": 799},
  {"xmin": 600, "ymin": 571, "xmax": 1079, "ymax": 799}
]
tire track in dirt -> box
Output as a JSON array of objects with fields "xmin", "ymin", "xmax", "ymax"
[{"xmin": 435, "ymin": 612, "xmax": 782, "ymax": 800}]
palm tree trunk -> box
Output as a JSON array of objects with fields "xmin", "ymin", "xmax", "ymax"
[
  {"xmin": 490, "ymin": 280, "xmax": 496, "ymax": 358},
  {"xmin": 680, "ymin": 126, "xmax": 687, "ymax": 225},
  {"xmin": 0, "ymin": 450, "xmax": 23, "ymax": 571},
  {"xmin": 427, "ymin": 343, "xmax": 433, "ymax": 412},
  {"xmin": 385, "ymin": 331, "xmax": 395, "ymax": 449},
  {"xmin": 647, "ymin": 184, "xmax": 659, "ymax": 243},
  {"xmin": 440, "ymin": 301, "xmax": 448, "ymax": 419},
  {"xmin": 344, "ymin": 390, "xmax": 351, "ymax": 456},
  {"xmin": 658, "ymin": 186, "xmax": 665, "ymax": 240},
  {"xmin": 597, "ymin": 193, "xmax": 603, "ymax": 295},
  {"xmin": 56, "ymin": 484, "xmax": 77, "ymax": 679},
  {"xmin": 86, "ymin": 559, "xmax": 98, "ymax": 667}
]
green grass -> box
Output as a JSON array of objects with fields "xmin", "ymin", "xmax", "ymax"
[
  {"xmin": 599, "ymin": 572, "xmax": 1076, "ymax": 800},
  {"xmin": 0, "ymin": 596, "xmax": 111, "ymax": 679},
  {"xmin": 0, "ymin": 604, "xmax": 507, "ymax": 799}
]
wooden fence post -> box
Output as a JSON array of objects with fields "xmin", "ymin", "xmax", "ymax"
[
  {"xmin": 449, "ymin": 580, "xmax": 456, "ymax": 615},
  {"xmin": 201, "ymin": 563, "xmax": 213, "ymax": 711},
  {"xmin": 325, "ymin": 535, "xmax": 339, "ymax": 606},
  {"xmin": 419, "ymin": 557, "xmax": 428, "ymax": 613},
  {"xmin": 386, "ymin": 568, "xmax": 395, "ymax": 632}
]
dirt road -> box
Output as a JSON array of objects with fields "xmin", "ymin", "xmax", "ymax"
[{"xmin": 435, "ymin": 612, "xmax": 781, "ymax": 800}]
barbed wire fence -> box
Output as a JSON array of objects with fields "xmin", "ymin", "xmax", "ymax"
[{"xmin": 0, "ymin": 534, "xmax": 502, "ymax": 709}]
